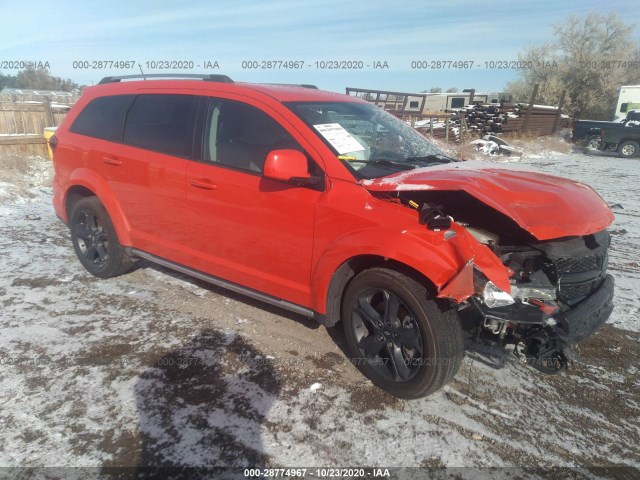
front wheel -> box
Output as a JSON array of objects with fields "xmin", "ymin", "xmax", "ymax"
[
  {"xmin": 341, "ymin": 268, "xmax": 464, "ymax": 399},
  {"xmin": 69, "ymin": 196, "xmax": 134, "ymax": 278},
  {"xmin": 618, "ymin": 140, "xmax": 640, "ymax": 158}
]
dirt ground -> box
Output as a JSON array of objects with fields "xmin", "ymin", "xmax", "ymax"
[{"xmin": 0, "ymin": 147, "xmax": 638, "ymax": 478}]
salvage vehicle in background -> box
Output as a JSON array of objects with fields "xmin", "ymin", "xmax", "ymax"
[
  {"xmin": 50, "ymin": 74, "xmax": 615, "ymax": 398},
  {"xmin": 572, "ymin": 110, "xmax": 640, "ymax": 157},
  {"xmin": 614, "ymin": 85, "xmax": 640, "ymax": 121}
]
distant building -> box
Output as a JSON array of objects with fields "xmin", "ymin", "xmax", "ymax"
[{"xmin": 345, "ymin": 87, "xmax": 511, "ymax": 114}]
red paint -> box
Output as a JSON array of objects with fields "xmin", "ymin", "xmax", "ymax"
[
  {"xmin": 438, "ymin": 259, "xmax": 475, "ymax": 302},
  {"xmin": 363, "ymin": 165, "xmax": 614, "ymax": 241},
  {"xmin": 52, "ymin": 80, "xmax": 614, "ymax": 317}
]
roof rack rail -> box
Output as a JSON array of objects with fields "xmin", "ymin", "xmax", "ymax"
[
  {"xmin": 98, "ymin": 74, "xmax": 234, "ymax": 85},
  {"xmin": 259, "ymin": 83, "xmax": 319, "ymax": 89}
]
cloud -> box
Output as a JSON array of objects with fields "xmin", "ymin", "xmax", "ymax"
[{"xmin": 1, "ymin": 0, "xmax": 638, "ymax": 92}]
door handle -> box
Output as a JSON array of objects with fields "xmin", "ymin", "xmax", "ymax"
[
  {"xmin": 189, "ymin": 178, "xmax": 218, "ymax": 190},
  {"xmin": 103, "ymin": 156, "xmax": 122, "ymax": 166}
]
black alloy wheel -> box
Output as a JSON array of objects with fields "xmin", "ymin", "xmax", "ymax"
[
  {"xmin": 69, "ymin": 197, "xmax": 133, "ymax": 278},
  {"xmin": 342, "ymin": 268, "xmax": 464, "ymax": 399}
]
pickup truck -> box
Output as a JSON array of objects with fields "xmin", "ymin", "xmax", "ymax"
[{"xmin": 572, "ymin": 110, "xmax": 640, "ymax": 157}]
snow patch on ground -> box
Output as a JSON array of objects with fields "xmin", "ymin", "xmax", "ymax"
[{"xmin": 0, "ymin": 151, "xmax": 638, "ymax": 471}]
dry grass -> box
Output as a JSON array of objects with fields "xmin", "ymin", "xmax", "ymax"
[
  {"xmin": 0, "ymin": 154, "xmax": 53, "ymax": 204},
  {"xmin": 429, "ymin": 135, "xmax": 487, "ymax": 160},
  {"xmin": 430, "ymin": 132, "xmax": 573, "ymax": 161},
  {"xmin": 454, "ymin": 139, "xmax": 482, "ymax": 161},
  {"xmin": 505, "ymin": 135, "xmax": 572, "ymax": 155},
  {"xmin": 0, "ymin": 155, "xmax": 31, "ymax": 183}
]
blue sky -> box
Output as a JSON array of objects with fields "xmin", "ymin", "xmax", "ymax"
[{"xmin": 1, "ymin": 0, "xmax": 638, "ymax": 94}]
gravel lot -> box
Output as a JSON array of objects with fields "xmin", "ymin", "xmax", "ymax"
[{"xmin": 0, "ymin": 147, "xmax": 638, "ymax": 478}]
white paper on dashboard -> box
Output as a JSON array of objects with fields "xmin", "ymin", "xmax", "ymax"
[{"xmin": 313, "ymin": 123, "xmax": 366, "ymax": 154}]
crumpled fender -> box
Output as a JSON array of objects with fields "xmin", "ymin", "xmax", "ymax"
[
  {"xmin": 310, "ymin": 223, "xmax": 510, "ymax": 314},
  {"xmin": 65, "ymin": 168, "xmax": 132, "ymax": 246},
  {"xmin": 436, "ymin": 222, "xmax": 511, "ymax": 302},
  {"xmin": 310, "ymin": 226, "xmax": 462, "ymax": 314}
]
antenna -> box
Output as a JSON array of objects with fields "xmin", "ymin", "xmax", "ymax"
[{"xmin": 138, "ymin": 64, "xmax": 147, "ymax": 80}]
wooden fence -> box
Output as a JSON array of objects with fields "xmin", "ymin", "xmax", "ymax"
[{"xmin": 0, "ymin": 101, "xmax": 71, "ymax": 156}]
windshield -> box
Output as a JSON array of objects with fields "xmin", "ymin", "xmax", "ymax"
[{"xmin": 286, "ymin": 101, "xmax": 454, "ymax": 179}]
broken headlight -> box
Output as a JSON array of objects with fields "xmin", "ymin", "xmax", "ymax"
[
  {"xmin": 473, "ymin": 268, "xmax": 515, "ymax": 308},
  {"xmin": 482, "ymin": 281, "xmax": 515, "ymax": 308},
  {"xmin": 511, "ymin": 285, "xmax": 556, "ymax": 301}
]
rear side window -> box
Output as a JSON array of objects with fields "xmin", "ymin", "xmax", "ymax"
[
  {"xmin": 123, "ymin": 94, "xmax": 198, "ymax": 157},
  {"xmin": 69, "ymin": 95, "xmax": 135, "ymax": 141}
]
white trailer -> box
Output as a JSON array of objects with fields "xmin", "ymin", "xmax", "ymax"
[
  {"xmin": 345, "ymin": 87, "xmax": 508, "ymax": 114},
  {"xmin": 614, "ymin": 85, "xmax": 640, "ymax": 121},
  {"xmin": 422, "ymin": 92, "xmax": 503, "ymax": 111}
]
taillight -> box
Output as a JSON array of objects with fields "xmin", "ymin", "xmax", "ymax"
[{"xmin": 49, "ymin": 134, "xmax": 58, "ymax": 153}]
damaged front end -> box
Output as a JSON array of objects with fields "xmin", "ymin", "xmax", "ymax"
[
  {"xmin": 466, "ymin": 230, "xmax": 614, "ymax": 373},
  {"xmin": 375, "ymin": 187, "xmax": 615, "ymax": 374}
]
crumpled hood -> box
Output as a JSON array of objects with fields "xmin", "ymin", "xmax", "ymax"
[{"xmin": 361, "ymin": 161, "xmax": 614, "ymax": 240}]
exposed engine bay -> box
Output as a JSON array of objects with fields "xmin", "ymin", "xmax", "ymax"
[{"xmin": 376, "ymin": 189, "xmax": 615, "ymax": 374}]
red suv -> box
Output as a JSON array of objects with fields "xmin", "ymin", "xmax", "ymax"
[{"xmin": 51, "ymin": 74, "xmax": 615, "ymax": 398}]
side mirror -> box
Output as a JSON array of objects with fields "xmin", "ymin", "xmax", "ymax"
[{"xmin": 263, "ymin": 149, "xmax": 320, "ymax": 185}]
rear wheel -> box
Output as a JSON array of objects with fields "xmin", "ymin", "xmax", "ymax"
[
  {"xmin": 341, "ymin": 268, "xmax": 463, "ymax": 399},
  {"xmin": 586, "ymin": 135, "xmax": 602, "ymax": 151},
  {"xmin": 618, "ymin": 140, "xmax": 640, "ymax": 158},
  {"xmin": 69, "ymin": 197, "xmax": 133, "ymax": 278}
]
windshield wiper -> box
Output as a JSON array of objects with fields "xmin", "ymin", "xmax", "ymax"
[
  {"xmin": 404, "ymin": 154, "xmax": 456, "ymax": 164},
  {"xmin": 340, "ymin": 154, "xmax": 455, "ymax": 173},
  {"xmin": 345, "ymin": 158, "xmax": 417, "ymax": 169}
]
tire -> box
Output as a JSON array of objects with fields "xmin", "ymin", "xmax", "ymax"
[
  {"xmin": 69, "ymin": 196, "xmax": 133, "ymax": 278},
  {"xmin": 341, "ymin": 268, "xmax": 464, "ymax": 399},
  {"xmin": 618, "ymin": 140, "xmax": 640, "ymax": 158}
]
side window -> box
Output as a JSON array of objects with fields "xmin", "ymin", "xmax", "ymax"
[
  {"xmin": 620, "ymin": 102, "xmax": 628, "ymax": 113},
  {"xmin": 123, "ymin": 94, "xmax": 198, "ymax": 157},
  {"xmin": 204, "ymin": 100, "xmax": 301, "ymax": 173},
  {"xmin": 69, "ymin": 95, "xmax": 135, "ymax": 141}
]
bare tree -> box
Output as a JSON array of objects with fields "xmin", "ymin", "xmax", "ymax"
[
  {"xmin": 446, "ymin": 87, "xmax": 459, "ymax": 93},
  {"xmin": 506, "ymin": 12, "xmax": 640, "ymax": 119}
]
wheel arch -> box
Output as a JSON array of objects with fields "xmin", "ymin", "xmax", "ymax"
[
  {"xmin": 617, "ymin": 138, "xmax": 640, "ymax": 149},
  {"xmin": 64, "ymin": 169, "xmax": 132, "ymax": 246},
  {"xmin": 66, "ymin": 185, "xmax": 98, "ymax": 218},
  {"xmin": 315, "ymin": 250, "xmax": 457, "ymax": 327},
  {"xmin": 321, "ymin": 255, "xmax": 447, "ymax": 327}
]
